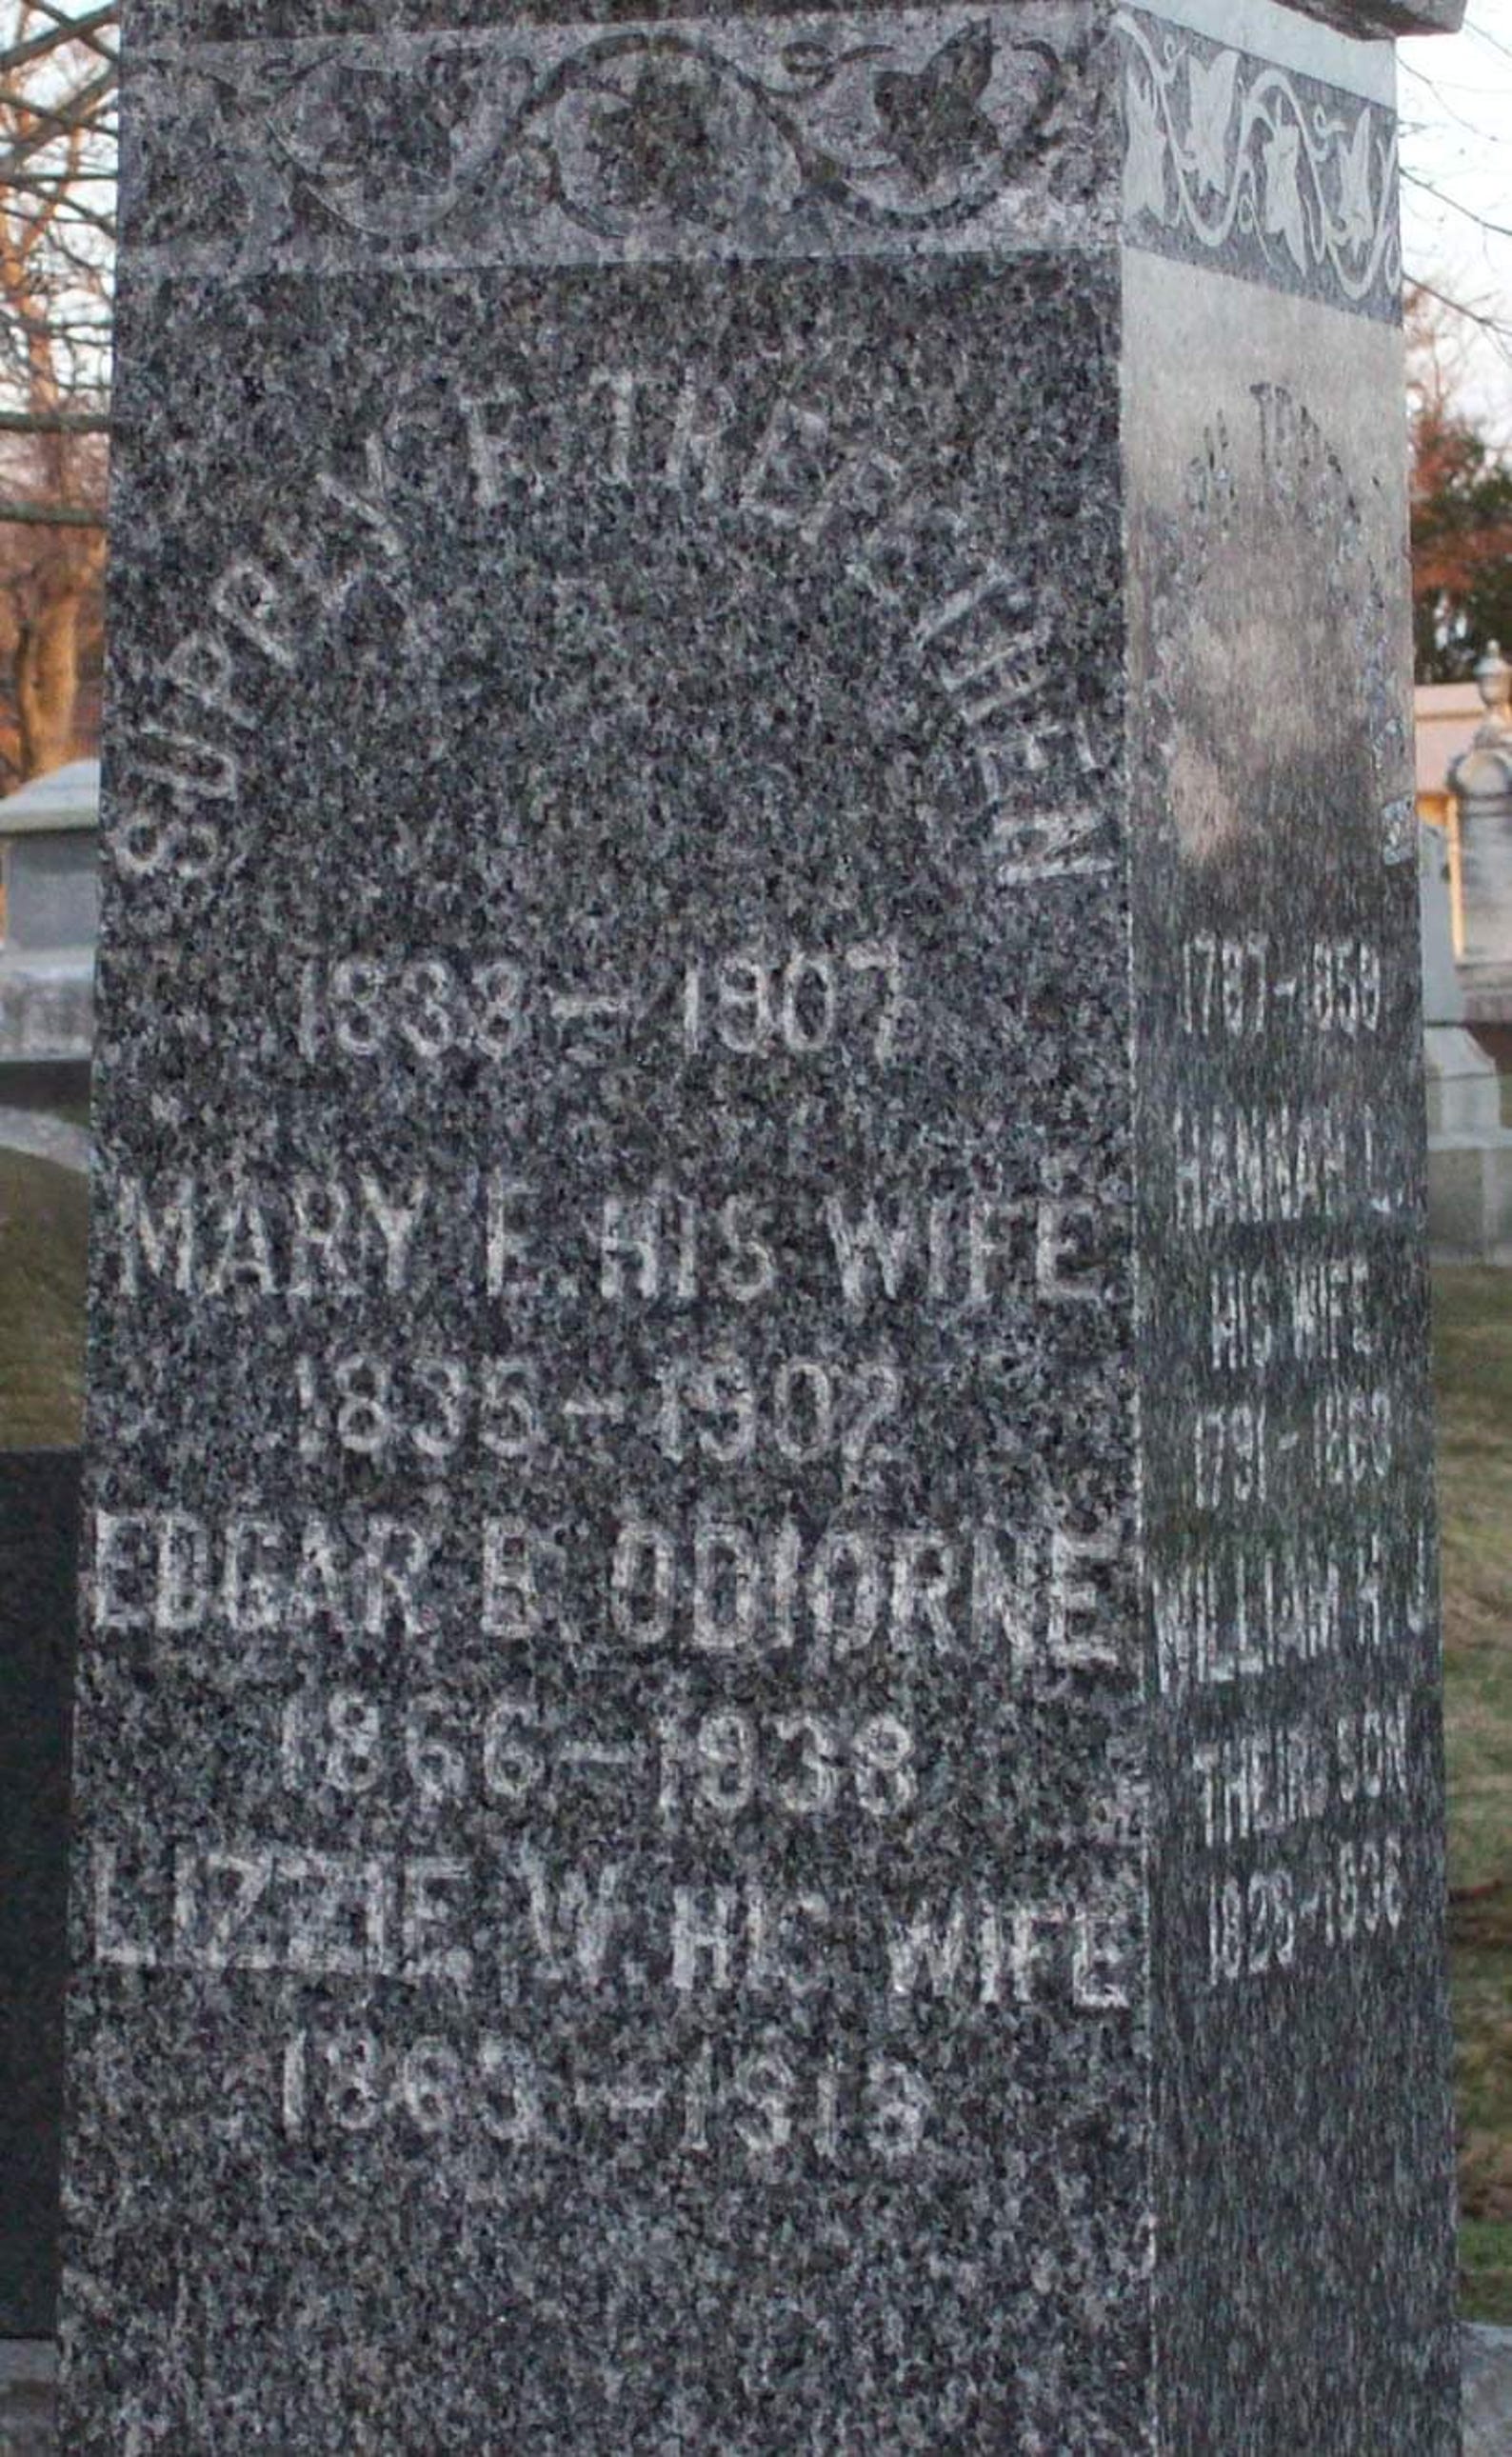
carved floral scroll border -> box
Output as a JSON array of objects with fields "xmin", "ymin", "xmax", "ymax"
[
  {"xmin": 1117, "ymin": 9, "xmax": 1403, "ymax": 321},
  {"xmin": 124, "ymin": 7, "xmax": 1095, "ymax": 271}
]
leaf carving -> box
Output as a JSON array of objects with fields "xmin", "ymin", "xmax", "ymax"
[
  {"xmin": 269, "ymin": 50, "xmax": 529, "ymax": 236},
  {"xmin": 1336, "ymin": 103, "xmax": 1375, "ymax": 251},
  {"xmin": 588, "ymin": 60, "xmax": 726, "ymax": 221},
  {"xmin": 1262, "ymin": 120, "xmax": 1308, "ymax": 272},
  {"xmin": 1123, "ymin": 63, "xmax": 1168, "ymax": 228},
  {"xmin": 874, "ymin": 23, "xmax": 998, "ymax": 184},
  {"xmin": 1184, "ymin": 47, "xmax": 1238, "ymax": 197}
]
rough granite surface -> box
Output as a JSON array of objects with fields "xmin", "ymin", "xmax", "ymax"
[
  {"xmin": 21, "ymin": 2328, "xmax": 1512, "ymax": 2454},
  {"xmin": 60, "ymin": 0, "xmax": 1460, "ymax": 2448},
  {"xmin": 122, "ymin": 0, "xmax": 1468, "ymax": 39}
]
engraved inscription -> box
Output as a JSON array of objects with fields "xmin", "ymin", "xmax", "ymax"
[
  {"xmin": 113, "ymin": 366, "xmax": 1114, "ymax": 894},
  {"xmin": 1135, "ymin": 365, "xmax": 1435, "ymax": 2018},
  {"xmin": 83, "ymin": 250, "xmax": 1137, "ymax": 2342}
]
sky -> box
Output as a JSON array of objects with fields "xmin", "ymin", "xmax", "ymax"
[{"xmin": 1401, "ymin": 2, "xmax": 1512, "ymax": 432}]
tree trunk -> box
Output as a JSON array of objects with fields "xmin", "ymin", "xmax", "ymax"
[{"xmin": 16, "ymin": 585, "xmax": 80, "ymax": 778}]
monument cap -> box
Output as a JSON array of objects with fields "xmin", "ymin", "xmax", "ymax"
[{"xmin": 1285, "ymin": 0, "xmax": 1465, "ymax": 31}]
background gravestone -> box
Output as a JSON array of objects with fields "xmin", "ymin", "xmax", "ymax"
[{"xmin": 62, "ymin": 0, "xmax": 1462, "ymax": 2447}]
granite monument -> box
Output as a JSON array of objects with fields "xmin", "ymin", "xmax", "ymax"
[{"xmin": 63, "ymin": 0, "xmax": 1462, "ymax": 2446}]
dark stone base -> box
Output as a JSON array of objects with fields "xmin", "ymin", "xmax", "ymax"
[
  {"xmin": 13, "ymin": 2328, "xmax": 1507, "ymax": 2450},
  {"xmin": 1464, "ymin": 2323, "xmax": 1512, "ymax": 2457}
]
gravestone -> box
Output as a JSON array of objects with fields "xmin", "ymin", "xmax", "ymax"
[
  {"xmin": 0, "ymin": 761, "xmax": 99, "ymax": 1069},
  {"xmin": 1451, "ymin": 648, "xmax": 1512, "ymax": 978},
  {"xmin": 0, "ymin": 1453, "xmax": 79, "ymax": 2342},
  {"xmin": 63, "ymin": 0, "xmax": 1462, "ymax": 2447}
]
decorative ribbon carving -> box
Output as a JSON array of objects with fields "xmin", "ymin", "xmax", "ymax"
[{"xmin": 1118, "ymin": 10, "xmax": 1402, "ymax": 321}]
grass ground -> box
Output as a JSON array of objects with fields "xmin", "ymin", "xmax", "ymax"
[
  {"xmin": 1433, "ymin": 1267, "xmax": 1512, "ymax": 2323},
  {"xmin": 0, "ymin": 1147, "xmax": 87, "ymax": 1448}
]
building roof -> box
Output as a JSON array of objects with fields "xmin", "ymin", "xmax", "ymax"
[
  {"xmin": 0, "ymin": 758, "xmax": 99, "ymax": 839},
  {"xmin": 1417, "ymin": 684, "xmax": 1484, "ymax": 800}
]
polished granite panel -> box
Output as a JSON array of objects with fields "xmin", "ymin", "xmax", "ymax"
[
  {"xmin": 1127, "ymin": 248, "xmax": 1459, "ymax": 2455},
  {"xmin": 62, "ymin": 3, "xmax": 1457, "ymax": 2447},
  {"xmin": 66, "ymin": 249, "xmax": 1145, "ymax": 2449}
]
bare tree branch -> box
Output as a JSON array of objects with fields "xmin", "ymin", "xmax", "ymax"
[
  {"xmin": 1464, "ymin": 12, "xmax": 1512, "ymax": 70},
  {"xmin": 0, "ymin": 81, "xmax": 114, "ymax": 137},
  {"xmin": 0, "ymin": 500, "xmax": 104, "ymax": 525},
  {"xmin": 1403, "ymin": 166, "xmax": 1512, "ymax": 251},
  {"xmin": 1409, "ymin": 276, "xmax": 1512, "ymax": 374},
  {"xmin": 0, "ymin": 407, "xmax": 105, "ymax": 430},
  {"xmin": 0, "ymin": 5, "xmax": 117, "ymax": 78},
  {"xmin": 0, "ymin": 63, "xmax": 112, "ymax": 184},
  {"xmin": 0, "ymin": 7, "xmax": 116, "ymax": 768}
]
